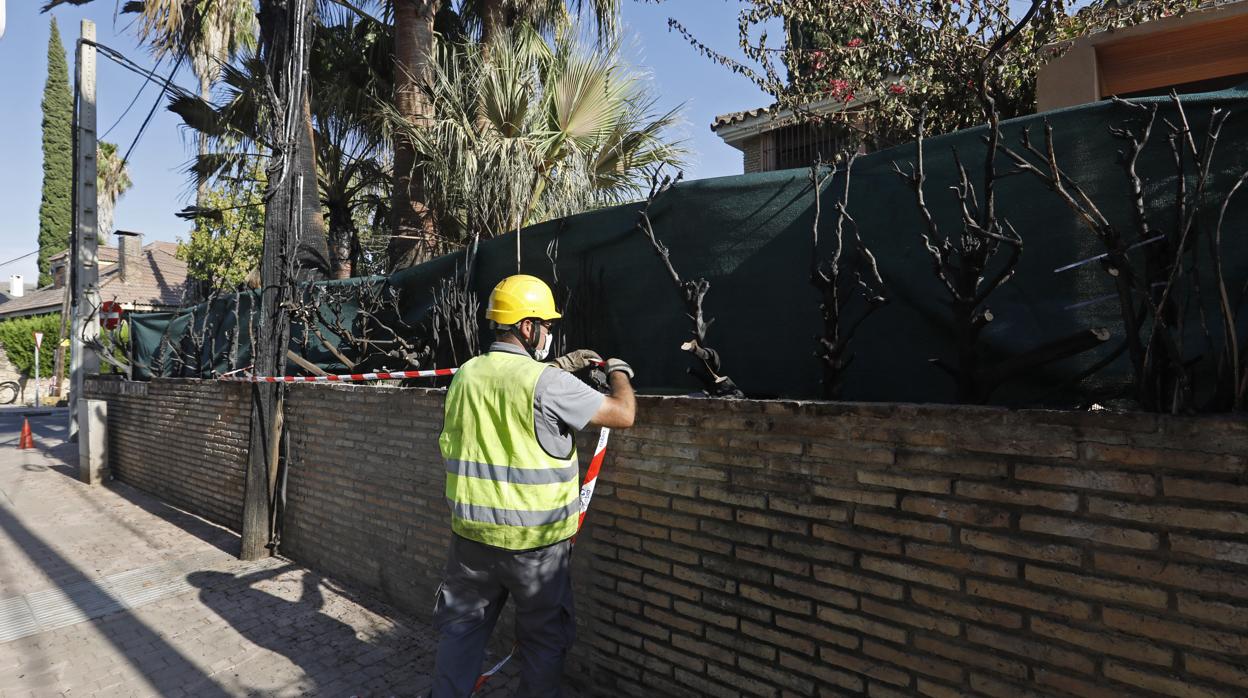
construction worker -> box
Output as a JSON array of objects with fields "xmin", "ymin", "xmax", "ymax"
[{"xmin": 432, "ymin": 274, "xmax": 635, "ymax": 697}]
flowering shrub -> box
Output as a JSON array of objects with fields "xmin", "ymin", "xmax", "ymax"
[{"xmin": 672, "ymin": 0, "xmax": 1200, "ymax": 147}]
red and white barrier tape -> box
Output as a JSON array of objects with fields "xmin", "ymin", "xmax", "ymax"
[
  {"xmin": 219, "ymin": 368, "xmax": 457, "ymax": 383},
  {"xmin": 577, "ymin": 426, "xmax": 610, "ymax": 532},
  {"xmin": 472, "ymin": 650, "xmax": 514, "ymax": 693}
]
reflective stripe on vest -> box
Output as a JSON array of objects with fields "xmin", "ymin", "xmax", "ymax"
[{"xmin": 439, "ymin": 351, "xmax": 579, "ymax": 550}]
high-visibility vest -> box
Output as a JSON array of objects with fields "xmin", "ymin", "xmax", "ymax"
[{"xmin": 439, "ymin": 351, "xmax": 580, "ymax": 550}]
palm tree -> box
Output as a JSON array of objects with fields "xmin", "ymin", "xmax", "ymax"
[
  {"xmin": 129, "ymin": 0, "xmax": 257, "ymax": 205},
  {"xmin": 391, "ymin": 27, "xmax": 684, "ymax": 255},
  {"xmin": 130, "ymin": 0, "xmax": 330, "ymax": 275},
  {"xmin": 169, "ymin": 15, "xmax": 393, "ymax": 280},
  {"xmin": 310, "ymin": 18, "xmax": 393, "ymax": 278},
  {"xmin": 387, "ymin": 0, "xmax": 620, "ymax": 271},
  {"xmin": 457, "ymin": 0, "xmax": 619, "ymax": 44},
  {"xmin": 388, "ymin": 0, "xmax": 440, "ymax": 271},
  {"xmin": 96, "ymin": 141, "xmax": 133, "ymax": 238}
]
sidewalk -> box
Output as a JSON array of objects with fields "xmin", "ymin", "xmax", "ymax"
[{"xmin": 0, "ymin": 409, "xmax": 563, "ymax": 697}]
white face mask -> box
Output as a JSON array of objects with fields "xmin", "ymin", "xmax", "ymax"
[{"xmin": 533, "ymin": 330, "xmax": 553, "ymax": 361}]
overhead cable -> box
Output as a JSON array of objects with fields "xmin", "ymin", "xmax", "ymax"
[{"xmin": 0, "ymin": 250, "xmax": 38, "ymax": 269}]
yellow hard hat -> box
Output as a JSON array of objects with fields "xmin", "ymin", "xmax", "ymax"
[{"xmin": 485, "ymin": 274, "xmax": 562, "ymax": 326}]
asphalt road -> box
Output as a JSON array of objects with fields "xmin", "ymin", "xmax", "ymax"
[{"xmin": 0, "ymin": 407, "xmax": 69, "ymax": 448}]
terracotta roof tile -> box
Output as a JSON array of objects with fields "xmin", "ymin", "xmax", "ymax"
[{"xmin": 711, "ymin": 106, "xmax": 775, "ymax": 131}]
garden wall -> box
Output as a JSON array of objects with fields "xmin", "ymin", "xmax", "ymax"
[{"xmin": 85, "ymin": 377, "xmax": 1248, "ymax": 697}]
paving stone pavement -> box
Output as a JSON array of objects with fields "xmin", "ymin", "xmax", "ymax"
[{"xmin": 0, "ymin": 409, "xmax": 581, "ymax": 697}]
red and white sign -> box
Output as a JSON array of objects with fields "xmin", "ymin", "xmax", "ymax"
[
  {"xmin": 33, "ymin": 332, "xmax": 43, "ymax": 349},
  {"xmin": 101, "ymin": 301, "xmax": 123, "ymax": 330}
]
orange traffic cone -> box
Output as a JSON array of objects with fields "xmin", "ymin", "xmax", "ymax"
[{"xmin": 18, "ymin": 418, "xmax": 34, "ymax": 449}]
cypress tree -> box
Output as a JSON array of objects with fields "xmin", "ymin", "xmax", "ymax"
[{"xmin": 38, "ymin": 18, "xmax": 73, "ymax": 288}]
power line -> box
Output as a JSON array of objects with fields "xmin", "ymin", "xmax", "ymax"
[
  {"xmin": 0, "ymin": 251, "xmax": 39, "ymax": 269},
  {"xmin": 85, "ymin": 41, "xmax": 197, "ymax": 103},
  {"xmin": 100, "ymin": 52, "xmax": 166, "ymax": 140},
  {"xmin": 111, "ymin": 2, "xmax": 212, "ymax": 170}
]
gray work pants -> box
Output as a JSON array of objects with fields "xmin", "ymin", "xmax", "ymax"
[{"xmin": 431, "ymin": 534, "xmax": 575, "ymax": 698}]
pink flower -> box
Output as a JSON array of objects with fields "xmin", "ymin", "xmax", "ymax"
[
  {"xmin": 826, "ymin": 78, "xmax": 855, "ymax": 102},
  {"xmin": 888, "ymin": 83, "xmax": 906, "ymax": 94},
  {"xmin": 846, "ymin": 38, "xmax": 864, "ymax": 48}
]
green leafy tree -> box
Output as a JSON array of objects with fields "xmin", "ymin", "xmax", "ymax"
[
  {"xmin": 671, "ymin": 0, "xmax": 1201, "ymax": 148},
  {"xmin": 38, "ymin": 18, "xmax": 72, "ymax": 287},
  {"xmin": 0, "ymin": 314, "xmax": 62, "ymax": 378},
  {"xmin": 176, "ymin": 169, "xmax": 265, "ymax": 290}
]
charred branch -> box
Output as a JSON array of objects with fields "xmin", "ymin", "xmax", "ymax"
[
  {"xmin": 809, "ymin": 153, "xmax": 888, "ymax": 399},
  {"xmin": 1005, "ymin": 91, "xmax": 1243, "ymax": 412},
  {"xmin": 636, "ymin": 168, "xmax": 742, "ymax": 398}
]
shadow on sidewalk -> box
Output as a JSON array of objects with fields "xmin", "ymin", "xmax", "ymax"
[
  {"xmin": 30, "ymin": 441, "xmax": 241, "ymax": 558},
  {"xmin": 96, "ymin": 480, "xmax": 241, "ymax": 557},
  {"xmin": 188, "ymin": 565, "xmax": 412, "ymax": 695},
  {"xmin": 0, "ymin": 501, "xmax": 234, "ymax": 697}
]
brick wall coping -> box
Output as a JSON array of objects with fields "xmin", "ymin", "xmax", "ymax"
[{"xmin": 88, "ymin": 376, "xmax": 1247, "ymax": 434}]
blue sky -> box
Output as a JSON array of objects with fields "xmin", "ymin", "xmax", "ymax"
[{"xmin": 0, "ymin": 1, "xmax": 772, "ymax": 286}]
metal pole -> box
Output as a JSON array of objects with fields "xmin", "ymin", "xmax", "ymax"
[
  {"xmin": 34, "ymin": 340, "xmax": 40, "ymax": 407},
  {"xmin": 70, "ymin": 20, "xmax": 99, "ymax": 440}
]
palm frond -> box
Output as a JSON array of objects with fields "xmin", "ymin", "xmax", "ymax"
[{"xmin": 388, "ymin": 23, "xmax": 684, "ymax": 247}]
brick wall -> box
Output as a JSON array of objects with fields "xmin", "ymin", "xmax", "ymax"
[
  {"xmin": 85, "ymin": 378, "xmax": 250, "ymax": 530},
  {"xmin": 278, "ymin": 383, "xmax": 452, "ymax": 614},
  {"xmin": 86, "ymin": 377, "xmax": 1248, "ymax": 697},
  {"xmin": 742, "ymin": 135, "xmax": 763, "ymax": 174}
]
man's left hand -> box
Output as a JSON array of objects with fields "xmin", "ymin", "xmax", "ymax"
[{"xmin": 548, "ymin": 349, "xmax": 603, "ymax": 373}]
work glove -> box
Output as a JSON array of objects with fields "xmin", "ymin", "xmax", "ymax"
[
  {"xmin": 548, "ymin": 349, "xmax": 603, "ymax": 373},
  {"xmin": 605, "ymin": 358, "xmax": 634, "ymax": 380}
]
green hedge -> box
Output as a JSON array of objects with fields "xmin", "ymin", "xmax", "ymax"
[{"xmin": 0, "ymin": 314, "xmax": 61, "ymax": 378}]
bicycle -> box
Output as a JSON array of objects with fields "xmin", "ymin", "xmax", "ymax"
[{"xmin": 0, "ymin": 380, "xmax": 18, "ymax": 405}]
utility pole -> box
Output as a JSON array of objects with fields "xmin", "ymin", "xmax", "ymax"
[
  {"xmin": 69, "ymin": 19, "xmax": 99, "ymax": 440},
  {"xmin": 239, "ymin": 0, "xmax": 317, "ymax": 560},
  {"xmin": 34, "ymin": 332, "xmax": 43, "ymax": 407}
]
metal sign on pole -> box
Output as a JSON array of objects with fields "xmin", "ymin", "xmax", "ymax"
[
  {"xmin": 70, "ymin": 20, "xmax": 100, "ymax": 440},
  {"xmin": 34, "ymin": 331, "xmax": 43, "ymax": 407},
  {"xmin": 100, "ymin": 300, "xmax": 122, "ymax": 329}
]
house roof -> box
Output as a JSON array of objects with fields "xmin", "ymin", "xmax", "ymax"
[
  {"xmin": 46, "ymin": 240, "xmax": 181, "ymax": 266},
  {"xmin": 0, "ymin": 241, "xmax": 193, "ymax": 319},
  {"xmin": 711, "ymin": 95, "xmax": 874, "ymax": 149},
  {"xmin": 0, "ymin": 285, "xmax": 63, "ymax": 319},
  {"xmin": 711, "ymin": 106, "xmax": 776, "ymax": 131},
  {"xmin": 0, "ymin": 283, "xmax": 39, "ymax": 305}
]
